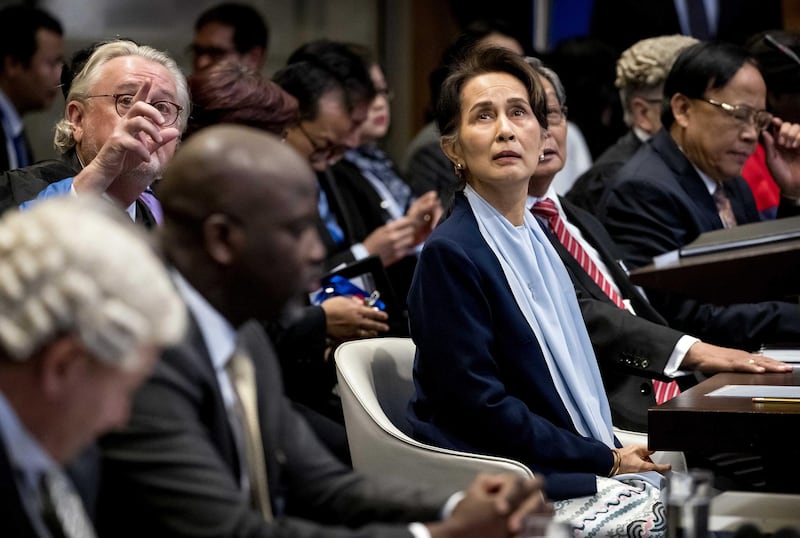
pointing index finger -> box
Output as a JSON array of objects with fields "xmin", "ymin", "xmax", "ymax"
[{"xmin": 132, "ymin": 78, "xmax": 152, "ymax": 105}]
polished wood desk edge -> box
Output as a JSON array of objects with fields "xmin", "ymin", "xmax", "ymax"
[
  {"xmin": 649, "ymin": 371, "xmax": 800, "ymax": 413},
  {"xmin": 631, "ymin": 238, "xmax": 800, "ymax": 275},
  {"xmin": 628, "ymin": 241, "xmax": 800, "ymax": 303},
  {"xmin": 647, "ymin": 372, "xmax": 800, "ymax": 492}
]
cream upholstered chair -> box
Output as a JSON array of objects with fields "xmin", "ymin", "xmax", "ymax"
[{"xmin": 334, "ymin": 337, "xmax": 533, "ymax": 498}]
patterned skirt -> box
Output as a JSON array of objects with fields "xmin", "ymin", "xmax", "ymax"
[{"xmin": 553, "ymin": 476, "xmax": 665, "ymax": 537}]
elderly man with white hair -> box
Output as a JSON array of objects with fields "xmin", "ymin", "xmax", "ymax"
[
  {"xmin": 3, "ymin": 38, "xmax": 190, "ymax": 225},
  {"xmin": 0, "ymin": 196, "xmax": 185, "ymax": 537}
]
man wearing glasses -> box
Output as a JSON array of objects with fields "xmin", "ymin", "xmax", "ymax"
[
  {"xmin": 10, "ymin": 39, "xmax": 189, "ymax": 226},
  {"xmin": 189, "ymin": 2, "xmax": 268, "ymax": 76},
  {"xmin": 275, "ymin": 40, "xmax": 422, "ymax": 274},
  {"xmin": 599, "ymin": 41, "xmax": 800, "ymax": 351}
]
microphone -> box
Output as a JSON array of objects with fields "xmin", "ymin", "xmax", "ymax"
[{"xmin": 763, "ymin": 34, "xmax": 800, "ymax": 67}]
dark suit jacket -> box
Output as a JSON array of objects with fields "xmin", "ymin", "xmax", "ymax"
[
  {"xmin": 599, "ymin": 129, "xmax": 800, "ymax": 349},
  {"xmin": 547, "ymin": 196, "xmax": 689, "ymax": 432},
  {"xmin": 408, "ymin": 194, "xmax": 620, "ymax": 502},
  {"xmin": 566, "ymin": 130, "xmax": 643, "ymax": 216},
  {"xmin": 590, "ymin": 0, "xmax": 782, "ymax": 55},
  {"xmin": 405, "ymin": 139, "xmax": 457, "ymax": 210},
  {"xmin": 318, "ymin": 169, "xmax": 358, "ymax": 272},
  {"xmin": 0, "ymin": 154, "xmax": 78, "ymax": 214},
  {"xmin": 0, "ymin": 440, "xmax": 39, "ymax": 538},
  {"xmin": 266, "ymin": 306, "xmax": 330, "ymax": 408},
  {"xmin": 98, "ymin": 315, "xmax": 445, "ymax": 537}
]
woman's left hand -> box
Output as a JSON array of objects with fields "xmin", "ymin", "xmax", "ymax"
[{"xmin": 616, "ymin": 445, "xmax": 671, "ymax": 475}]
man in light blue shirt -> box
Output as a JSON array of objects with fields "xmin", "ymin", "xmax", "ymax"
[{"xmin": 15, "ymin": 39, "xmax": 189, "ymax": 226}]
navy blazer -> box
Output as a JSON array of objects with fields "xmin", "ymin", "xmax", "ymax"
[
  {"xmin": 599, "ymin": 129, "xmax": 800, "ymax": 349},
  {"xmin": 408, "ymin": 193, "xmax": 618, "ymax": 501}
]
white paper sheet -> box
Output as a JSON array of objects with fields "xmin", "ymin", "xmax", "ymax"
[
  {"xmin": 758, "ymin": 347, "xmax": 800, "ymax": 363},
  {"xmin": 706, "ymin": 385, "xmax": 800, "ymax": 398}
]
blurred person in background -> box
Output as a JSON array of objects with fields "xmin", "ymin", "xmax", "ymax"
[
  {"xmin": 190, "ymin": 2, "xmax": 269, "ymax": 75},
  {"xmin": 330, "ymin": 43, "xmax": 441, "ymax": 309},
  {"xmin": 567, "ymin": 34, "xmax": 699, "ymax": 213},
  {"xmin": 0, "ymin": 5, "xmax": 63, "ymax": 172},
  {"xmin": 741, "ymin": 30, "xmax": 800, "ymax": 219}
]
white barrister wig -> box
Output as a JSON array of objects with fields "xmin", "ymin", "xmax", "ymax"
[{"xmin": 0, "ymin": 196, "xmax": 186, "ymax": 368}]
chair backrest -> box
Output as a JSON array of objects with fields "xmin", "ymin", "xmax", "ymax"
[{"xmin": 334, "ymin": 337, "xmax": 533, "ymax": 498}]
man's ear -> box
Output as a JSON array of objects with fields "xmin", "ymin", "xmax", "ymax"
[
  {"xmin": 2, "ymin": 54, "xmax": 24, "ymax": 78},
  {"xmin": 203, "ymin": 213, "xmax": 243, "ymax": 266},
  {"xmin": 37, "ymin": 335, "xmax": 89, "ymax": 400},
  {"xmin": 671, "ymin": 93, "xmax": 692, "ymax": 129},
  {"xmin": 66, "ymin": 101, "xmax": 86, "ymax": 144},
  {"xmin": 630, "ymin": 96, "xmax": 658, "ymax": 134}
]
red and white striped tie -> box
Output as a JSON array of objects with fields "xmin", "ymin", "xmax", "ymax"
[{"xmin": 531, "ymin": 198, "xmax": 680, "ymax": 404}]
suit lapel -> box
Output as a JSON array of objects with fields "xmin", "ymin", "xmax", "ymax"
[
  {"xmin": 554, "ymin": 198, "xmax": 670, "ymax": 325},
  {"xmin": 180, "ymin": 313, "xmax": 244, "ymax": 481},
  {"xmin": 652, "ymin": 130, "xmax": 723, "ymax": 230},
  {"xmin": 725, "ymin": 180, "xmax": 757, "ymax": 223}
]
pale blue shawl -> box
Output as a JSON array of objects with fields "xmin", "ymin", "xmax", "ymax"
[{"xmin": 464, "ymin": 185, "xmax": 615, "ymax": 448}]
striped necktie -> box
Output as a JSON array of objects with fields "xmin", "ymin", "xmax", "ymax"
[{"xmin": 532, "ymin": 198, "xmax": 680, "ymax": 404}]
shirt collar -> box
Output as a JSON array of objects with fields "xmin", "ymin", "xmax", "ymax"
[
  {"xmin": 632, "ymin": 126, "xmax": 652, "ymax": 143},
  {"xmin": 676, "ymin": 144, "xmax": 720, "ymax": 195},
  {"xmin": 693, "ymin": 164, "xmax": 719, "ymax": 196},
  {"xmin": 0, "ymin": 390, "xmax": 58, "ymax": 492},
  {"xmin": 526, "ymin": 185, "xmax": 561, "ymax": 211},
  {"xmin": 171, "ymin": 271, "xmax": 236, "ymax": 372}
]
